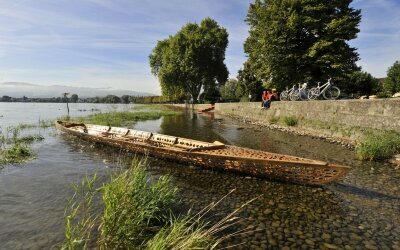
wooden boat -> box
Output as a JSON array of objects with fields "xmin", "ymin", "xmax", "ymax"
[{"xmin": 56, "ymin": 121, "xmax": 350, "ymax": 185}]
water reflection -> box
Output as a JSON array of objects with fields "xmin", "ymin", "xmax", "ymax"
[{"xmin": 0, "ymin": 107, "xmax": 399, "ymax": 249}]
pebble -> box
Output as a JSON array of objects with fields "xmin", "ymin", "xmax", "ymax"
[
  {"xmin": 323, "ymin": 243, "xmax": 339, "ymax": 249},
  {"xmin": 154, "ymin": 116, "xmax": 400, "ymax": 250}
]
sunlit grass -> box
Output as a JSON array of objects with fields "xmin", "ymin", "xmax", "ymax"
[
  {"xmin": 356, "ymin": 131, "xmax": 400, "ymax": 161},
  {"xmin": 60, "ymin": 157, "xmax": 252, "ymax": 249}
]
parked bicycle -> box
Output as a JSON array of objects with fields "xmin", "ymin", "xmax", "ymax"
[
  {"xmin": 308, "ymin": 78, "xmax": 340, "ymax": 100},
  {"xmin": 279, "ymin": 85, "xmax": 296, "ymax": 101},
  {"xmin": 289, "ymin": 83, "xmax": 308, "ymax": 101}
]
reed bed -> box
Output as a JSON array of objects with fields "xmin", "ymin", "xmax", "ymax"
[
  {"xmin": 60, "ymin": 157, "xmax": 252, "ymax": 250},
  {"xmin": 73, "ymin": 109, "xmax": 181, "ymax": 127}
]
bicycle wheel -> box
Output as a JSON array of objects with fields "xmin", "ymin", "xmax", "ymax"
[
  {"xmin": 280, "ymin": 91, "xmax": 288, "ymax": 101},
  {"xmin": 323, "ymin": 86, "xmax": 340, "ymax": 100},
  {"xmin": 307, "ymin": 88, "xmax": 320, "ymax": 100},
  {"xmin": 289, "ymin": 90, "xmax": 300, "ymax": 101}
]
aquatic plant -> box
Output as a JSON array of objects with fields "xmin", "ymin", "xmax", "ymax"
[
  {"xmin": 0, "ymin": 143, "xmax": 34, "ymax": 165},
  {"xmin": 74, "ymin": 110, "xmax": 181, "ymax": 127},
  {"xmin": 62, "ymin": 174, "xmax": 99, "ymax": 250},
  {"xmin": 146, "ymin": 191, "xmax": 255, "ymax": 250},
  {"xmin": 15, "ymin": 123, "xmax": 36, "ymax": 130},
  {"xmin": 39, "ymin": 119, "xmax": 53, "ymax": 128},
  {"xmin": 0, "ymin": 125, "xmax": 44, "ymax": 166},
  {"xmin": 16, "ymin": 135, "xmax": 44, "ymax": 144},
  {"xmin": 356, "ymin": 131, "xmax": 400, "ymax": 160},
  {"xmin": 98, "ymin": 158, "xmax": 179, "ymax": 248},
  {"xmin": 60, "ymin": 157, "xmax": 251, "ymax": 250}
]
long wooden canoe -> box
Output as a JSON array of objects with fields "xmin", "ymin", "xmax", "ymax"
[{"xmin": 56, "ymin": 121, "xmax": 350, "ymax": 185}]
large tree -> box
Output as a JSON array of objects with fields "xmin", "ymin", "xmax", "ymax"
[
  {"xmin": 244, "ymin": 0, "xmax": 361, "ymax": 90},
  {"xmin": 346, "ymin": 71, "xmax": 380, "ymax": 96},
  {"xmin": 149, "ymin": 18, "xmax": 229, "ymax": 103},
  {"xmin": 384, "ymin": 60, "xmax": 400, "ymax": 95},
  {"xmin": 237, "ymin": 62, "xmax": 264, "ymax": 101}
]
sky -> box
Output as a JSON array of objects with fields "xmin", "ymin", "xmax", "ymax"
[{"xmin": 0, "ymin": 0, "xmax": 399, "ymax": 95}]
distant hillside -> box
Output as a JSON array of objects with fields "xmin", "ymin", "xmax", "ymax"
[{"xmin": 0, "ymin": 82, "xmax": 154, "ymax": 98}]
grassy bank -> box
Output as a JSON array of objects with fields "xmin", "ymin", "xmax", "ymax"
[
  {"xmin": 72, "ymin": 105, "xmax": 182, "ymax": 127},
  {"xmin": 356, "ymin": 131, "xmax": 400, "ymax": 161},
  {"xmin": 60, "ymin": 158, "xmax": 244, "ymax": 249}
]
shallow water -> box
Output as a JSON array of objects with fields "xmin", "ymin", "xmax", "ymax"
[{"xmin": 0, "ymin": 103, "xmax": 399, "ymax": 249}]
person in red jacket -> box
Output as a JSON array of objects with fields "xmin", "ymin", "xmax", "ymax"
[{"xmin": 261, "ymin": 90, "xmax": 272, "ymax": 108}]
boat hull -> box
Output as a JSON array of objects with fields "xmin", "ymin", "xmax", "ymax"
[{"xmin": 56, "ymin": 121, "xmax": 350, "ymax": 185}]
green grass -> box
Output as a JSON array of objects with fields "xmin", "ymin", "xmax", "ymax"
[
  {"xmin": 268, "ymin": 116, "xmax": 279, "ymax": 124},
  {"xmin": 60, "ymin": 158, "xmax": 249, "ymax": 250},
  {"xmin": 356, "ymin": 131, "xmax": 400, "ymax": 161},
  {"xmin": 0, "ymin": 143, "xmax": 35, "ymax": 165},
  {"xmin": 73, "ymin": 110, "xmax": 181, "ymax": 127},
  {"xmin": 146, "ymin": 191, "xmax": 255, "ymax": 250},
  {"xmin": 0, "ymin": 125, "xmax": 41, "ymax": 166},
  {"xmin": 282, "ymin": 116, "xmax": 298, "ymax": 127},
  {"xmin": 98, "ymin": 159, "xmax": 178, "ymax": 248},
  {"xmin": 16, "ymin": 135, "xmax": 44, "ymax": 144},
  {"xmin": 63, "ymin": 174, "xmax": 99, "ymax": 250}
]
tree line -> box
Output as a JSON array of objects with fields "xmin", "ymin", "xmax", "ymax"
[
  {"xmin": 1, "ymin": 94, "xmax": 127, "ymax": 104},
  {"xmin": 149, "ymin": 0, "xmax": 400, "ymax": 103}
]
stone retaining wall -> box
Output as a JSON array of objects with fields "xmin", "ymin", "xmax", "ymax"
[
  {"xmin": 214, "ymin": 99, "xmax": 400, "ymax": 132},
  {"xmin": 170, "ymin": 99, "xmax": 400, "ymax": 139}
]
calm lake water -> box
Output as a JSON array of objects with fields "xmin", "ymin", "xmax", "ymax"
[{"xmin": 0, "ymin": 103, "xmax": 399, "ymax": 249}]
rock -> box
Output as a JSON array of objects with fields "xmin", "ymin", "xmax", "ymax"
[
  {"xmin": 271, "ymin": 221, "xmax": 280, "ymax": 227},
  {"xmin": 263, "ymin": 208, "xmax": 273, "ymax": 215},
  {"xmin": 323, "ymin": 243, "xmax": 339, "ymax": 249},
  {"xmin": 322, "ymin": 233, "xmax": 331, "ymax": 240},
  {"xmin": 349, "ymin": 233, "xmax": 362, "ymax": 241},
  {"xmin": 305, "ymin": 239, "xmax": 315, "ymax": 245}
]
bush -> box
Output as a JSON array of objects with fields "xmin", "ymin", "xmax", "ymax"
[{"xmin": 283, "ymin": 116, "xmax": 298, "ymax": 126}]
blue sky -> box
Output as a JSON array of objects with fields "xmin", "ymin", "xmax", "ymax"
[{"xmin": 0, "ymin": 0, "xmax": 399, "ymax": 94}]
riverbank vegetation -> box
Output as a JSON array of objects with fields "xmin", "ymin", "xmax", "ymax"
[
  {"xmin": 356, "ymin": 131, "xmax": 400, "ymax": 161},
  {"xmin": 61, "ymin": 158, "xmax": 244, "ymax": 249}
]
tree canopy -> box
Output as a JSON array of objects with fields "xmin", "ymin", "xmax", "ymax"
[
  {"xmin": 149, "ymin": 18, "xmax": 229, "ymax": 103},
  {"xmin": 345, "ymin": 71, "xmax": 379, "ymax": 97},
  {"xmin": 237, "ymin": 62, "xmax": 264, "ymax": 101},
  {"xmin": 244, "ymin": 0, "xmax": 361, "ymax": 90},
  {"xmin": 384, "ymin": 60, "xmax": 400, "ymax": 95}
]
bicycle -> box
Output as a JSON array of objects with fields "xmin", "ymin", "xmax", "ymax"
[
  {"xmin": 289, "ymin": 83, "xmax": 308, "ymax": 101},
  {"xmin": 279, "ymin": 85, "xmax": 295, "ymax": 101},
  {"xmin": 308, "ymin": 78, "xmax": 340, "ymax": 100}
]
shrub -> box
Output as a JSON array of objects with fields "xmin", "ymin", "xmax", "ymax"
[{"xmin": 283, "ymin": 116, "xmax": 298, "ymax": 126}]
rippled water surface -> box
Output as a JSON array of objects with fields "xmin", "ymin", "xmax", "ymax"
[{"xmin": 0, "ymin": 103, "xmax": 399, "ymax": 249}]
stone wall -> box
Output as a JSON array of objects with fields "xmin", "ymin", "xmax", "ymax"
[{"xmin": 214, "ymin": 99, "xmax": 400, "ymax": 133}]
